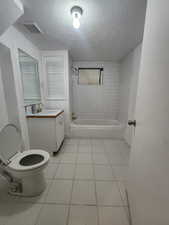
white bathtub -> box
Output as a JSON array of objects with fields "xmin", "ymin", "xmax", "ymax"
[{"xmin": 70, "ymin": 119, "xmax": 124, "ymax": 138}]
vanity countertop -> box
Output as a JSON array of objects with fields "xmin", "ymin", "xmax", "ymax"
[{"xmin": 26, "ymin": 109, "xmax": 64, "ymax": 118}]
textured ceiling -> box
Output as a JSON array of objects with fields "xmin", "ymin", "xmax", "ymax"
[{"xmin": 16, "ymin": 0, "xmax": 147, "ymax": 61}]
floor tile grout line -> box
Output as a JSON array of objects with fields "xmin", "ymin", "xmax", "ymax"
[
  {"xmin": 65, "ymin": 139, "xmax": 79, "ymax": 225},
  {"xmin": 51, "ymin": 162, "xmax": 60, "ymax": 179},
  {"xmin": 65, "ymin": 180, "xmax": 74, "ymax": 225},
  {"xmin": 47, "ymin": 177, "xmax": 123, "ymax": 181},
  {"xmin": 105, "ymin": 140, "xmax": 130, "ymax": 223},
  {"xmin": 40, "ymin": 178, "xmax": 53, "ymax": 204},
  {"xmin": 103, "ymin": 140, "xmax": 129, "ymax": 207},
  {"xmin": 1, "ymin": 200, "xmax": 128, "ymax": 207},
  {"xmin": 91, "ymin": 143, "xmax": 100, "ymax": 225},
  {"xmin": 42, "ymin": 141, "xmax": 80, "ymax": 225},
  {"xmin": 33, "ymin": 202, "xmax": 44, "ymax": 225},
  {"xmin": 117, "ymin": 181, "xmax": 129, "ymax": 207},
  {"xmin": 11, "ymin": 178, "xmax": 127, "ymax": 207}
]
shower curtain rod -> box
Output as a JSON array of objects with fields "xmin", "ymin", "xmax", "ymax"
[
  {"xmin": 72, "ymin": 66, "xmax": 104, "ymax": 71},
  {"xmin": 78, "ymin": 67, "xmax": 104, "ymax": 71}
]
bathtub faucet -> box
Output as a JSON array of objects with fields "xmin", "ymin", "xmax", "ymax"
[{"xmin": 72, "ymin": 113, "xmax": 77, "ymax": 120}]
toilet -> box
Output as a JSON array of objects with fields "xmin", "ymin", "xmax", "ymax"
[{"xmin": 0, "ymin": 124, "xmax": 50, "ymax": 197}]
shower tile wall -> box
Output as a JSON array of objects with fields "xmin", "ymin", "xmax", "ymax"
[{"xmin": 72, "ymin": 62, "xmax": 120, "ymax": 120}]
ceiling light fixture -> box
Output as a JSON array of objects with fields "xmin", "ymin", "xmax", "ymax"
[{"xmin": 71, "ymin": 6, "xmax": 83, "ymax": 29}]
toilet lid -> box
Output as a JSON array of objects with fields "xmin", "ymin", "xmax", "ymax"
[{"xmin": 0, "ymin": 124, "xmax": 22, "ymax": 163}]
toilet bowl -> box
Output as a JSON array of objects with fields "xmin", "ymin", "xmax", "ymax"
[
  {"xmin": 7, "ymin": 149, "xmax": 50, "ymax": 196},
  {"xmin": 0, "ymin": 124, "xmax": 50, "ymax": 197}
]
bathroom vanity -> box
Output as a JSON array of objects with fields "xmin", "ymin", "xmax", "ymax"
[{"xmin": 26, "ymin": 109, "xmax": 64, "ymax": 154}]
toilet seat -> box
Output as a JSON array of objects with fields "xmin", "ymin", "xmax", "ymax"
[
  {"xmin": 8, "ymin": 150, "xmax": 50, "ymax": 172},
  {"xmin": 0, "ymin": 124, "xmax": 50, "ymax": 196}
]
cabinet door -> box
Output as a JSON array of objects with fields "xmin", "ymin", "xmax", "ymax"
[
  {"xmin": 27, "ymin": 118, "xmax": 56, "ymax": 153},
  {"xmin": 43, "ymin": 55, "xmax": 66, "ymax": 100},
  {"xmin": 55, "ymin": 114, "xmax": 64, "ymax": 150}
]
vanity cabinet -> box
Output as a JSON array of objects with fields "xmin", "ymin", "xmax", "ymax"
[
  {"xmin": 55, "ymin": 113, "xmax": 64, "ymax": 150},
  {"xmin": 27, "ymin": 111, "xmax": 64, "ymax": 154}
]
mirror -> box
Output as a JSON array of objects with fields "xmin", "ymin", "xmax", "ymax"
[{"xmin": 18, "ymin": 49, "xmax": 41, "ymax": 105}]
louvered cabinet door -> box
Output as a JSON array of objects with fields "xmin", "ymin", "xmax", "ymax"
[{"xmin": 43, "ymin": 55, "xmax": 66, "ymax": 100}]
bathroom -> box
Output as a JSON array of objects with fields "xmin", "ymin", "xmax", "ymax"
[{"xmin": 0, "ymin": 0, "xmax": 169, "ymax": 225}]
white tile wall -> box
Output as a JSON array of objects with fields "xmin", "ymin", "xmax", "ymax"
[{"xmin": 72, "ymin": 62, "xmax": 120, "ymax": 120}]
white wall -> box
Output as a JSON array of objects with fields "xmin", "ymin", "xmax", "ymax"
[
  {"xmin": 72, "ymin": 61, "xmax": 120, "ymax": 120},
  {"xmin": 0, "ymin": 26, "xmax": 42, "ymax": 149},
  {"xmin": 119, "ymin": 44, "xmax": 142, "ymax": 124},
  {"xmin": 119, "ymin": 44, "xmax": 142, "ymax": 145},
  {"xmin": 0, "ymin": 0, "xmax": 23, "ymax": 35},
  {"xmin": 0, "ymin": 65, "xmax": 8, "ymax": 130},
  {"xmin": 128, "ymin": 0, "xmax": 169, "ymax": 224},
  {"xmin": 0, "ymin": 44, "xmax": 20, "ymax": 129},
  {"xmin": 68, "ymin": 54, "xmax": 73, "ymax": 121}
]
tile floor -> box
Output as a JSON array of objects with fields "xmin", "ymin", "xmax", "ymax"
[{"xmin": 0, "ymin": 138, "xmax": 130, "ymax": 225}]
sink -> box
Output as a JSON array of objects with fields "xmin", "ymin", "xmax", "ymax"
[
  {"xmin": 26, "ymin": 109, "xmax": 62, "ymax": 117},
  {"xmin": 38, "ymin": 109, "xmax": 59, "ymax": 114}
]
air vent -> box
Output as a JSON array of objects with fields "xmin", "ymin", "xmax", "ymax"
[{"xmin": 23, "ymin": 23, "xmax": 42, "ymax": 33}]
